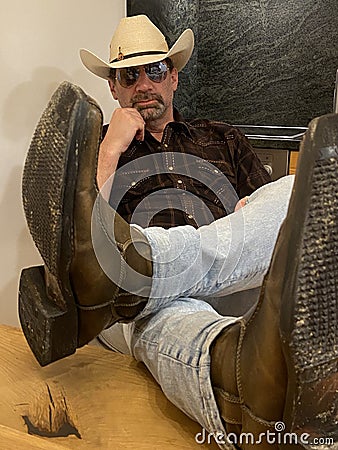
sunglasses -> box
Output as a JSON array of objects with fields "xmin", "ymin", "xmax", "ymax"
[{"xmin": 116, "ymin": 61, "xmax": 169, "ymax": 88}]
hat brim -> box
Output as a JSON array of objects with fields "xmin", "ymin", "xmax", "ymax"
[{"xmin": 80, "ymin": 29, "xmax": 194, "ymax": 80}]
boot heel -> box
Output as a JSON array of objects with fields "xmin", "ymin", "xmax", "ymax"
[{"xmin": 18, "ymin": 266, "xmax": 78, "ymax": 366}]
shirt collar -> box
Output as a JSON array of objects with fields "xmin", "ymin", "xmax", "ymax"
[{"xmin": 170, "ymin": 108, "xmax": 193, "ymax": 137}]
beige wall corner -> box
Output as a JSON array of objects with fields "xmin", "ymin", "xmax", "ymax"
[{"xmin": 0, "ymin": 0, "xmax": 126, "ymax": 326}]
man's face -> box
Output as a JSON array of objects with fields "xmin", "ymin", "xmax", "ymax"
[{"xmin": 109, "ymin": 60, "xmax": 178, "ymax": 123}]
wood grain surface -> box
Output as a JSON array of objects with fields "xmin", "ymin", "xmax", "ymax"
[{"xmin": 0, "ymin": 325, "xmax": 218, "ymax": 449}]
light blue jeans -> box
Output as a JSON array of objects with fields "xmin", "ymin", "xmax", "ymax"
[{"xmin": 99, "ymin": 175, "xmax": 294, "ymax": 448}]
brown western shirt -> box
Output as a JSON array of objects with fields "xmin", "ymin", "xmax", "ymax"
[{"xmin": 104, "ymin": 110, "xmax": 271, "ymax": 228}]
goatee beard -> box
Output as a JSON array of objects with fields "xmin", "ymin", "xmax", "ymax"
[{"xmin": 131, "ymin": 94, "xmax": 166, "ymax": 122}]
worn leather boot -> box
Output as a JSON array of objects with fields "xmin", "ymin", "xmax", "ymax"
[
  {"xmin": 211, "ymin": 114, "xmax": 338, "ymax": 449},
  {"xmin": 19, "ymin": 82, "xmax": 152, "ymax": 366}
]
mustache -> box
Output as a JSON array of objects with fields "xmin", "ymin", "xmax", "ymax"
[{"xmin": 131, "ymin": 93, "xmax": 164, "ymax": 107}]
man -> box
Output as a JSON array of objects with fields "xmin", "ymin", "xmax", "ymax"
[
  {"xmin": 80, "ymin": 15, "xmax": 271, "ymax": 229},
  {"xmin": 19, "ymin": 16, "xmax": 336, "ymax": 450},
  {"xmin": 79, "ymin": 14, "xmax": 271, "ymax": 353}
]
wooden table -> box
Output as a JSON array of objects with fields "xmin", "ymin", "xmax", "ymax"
[{"xmin": 0, "ymin": 325, "xmax": 218, "ymax": 449}]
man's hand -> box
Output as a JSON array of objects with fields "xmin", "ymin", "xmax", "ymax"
[
  {"xmin": 235, "ymin": 196, "xmax": 249, "ymax": 212},
  {"xmin": 97, "ymin": 108, "xmax": 145, "ymax": 192},
  {"xmin": 103, "ymin": 107, "xmax": 146, "ymax": 149}
]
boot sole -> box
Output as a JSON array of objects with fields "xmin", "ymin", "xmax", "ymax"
[
  {"xmin": 19, "ymin": 82, "xmax": 102, "ymax": 365},
  {"xmin": 280, "ymin": 114, "xmax": 338, "ymax": 448}
]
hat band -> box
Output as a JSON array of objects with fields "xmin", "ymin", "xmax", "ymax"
[{"xmin": 110, "ymin": 50, "xmax": 167, "ymax": 64}]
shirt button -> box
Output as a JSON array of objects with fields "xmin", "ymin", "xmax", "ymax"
[
  {"xmin": 177, "ymin": 179, "xmax": 183, "ymax": 184},
  {"xmin": 163, "ymin": 143, "xmax": 168, "ymax": 148},
  {"xmin": 168, "ymin": 166, "xmax": 174, "ymax": 171}
]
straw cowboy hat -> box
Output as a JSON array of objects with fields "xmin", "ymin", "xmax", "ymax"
[{"xmin": 80, "ymin": 15, "xmax": 194, "ymax": 80}]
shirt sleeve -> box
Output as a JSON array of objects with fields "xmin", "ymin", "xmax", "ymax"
[{"xmin": 232, "ymin": 128, "xmax": 272, "ymax": 197}]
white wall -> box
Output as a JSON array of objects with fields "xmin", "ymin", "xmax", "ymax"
[{"xmin": 0, "ymin": 0, "xmax": 125, "ymax": 326}]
